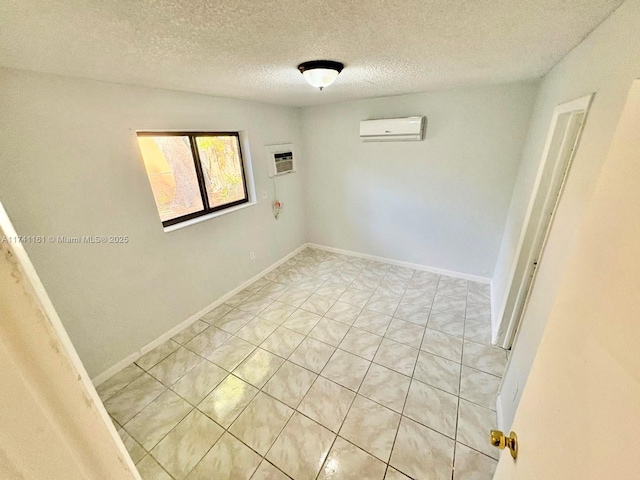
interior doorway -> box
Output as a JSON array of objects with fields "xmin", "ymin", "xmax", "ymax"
[{"xmin": 496, "ymin": 94, "xmax": 594, "ymax": 349}]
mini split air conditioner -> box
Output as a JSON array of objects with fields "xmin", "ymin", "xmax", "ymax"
[{"xmin": 359, "ymin": 116, "xmax": 426, "ymax": 142}]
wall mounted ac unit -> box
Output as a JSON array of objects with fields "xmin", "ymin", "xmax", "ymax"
[
  {"xmin": 266, "ymin": 143, "xmax": 296, "ymax": 177},
  {"xmin": 359, "ymin": 116, "xmax": 426, "ymax": 142}
]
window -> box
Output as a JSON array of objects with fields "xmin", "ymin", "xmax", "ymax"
[{"xmin": 137, "ymin": 132, "xmax": 250, "ymax": 227}]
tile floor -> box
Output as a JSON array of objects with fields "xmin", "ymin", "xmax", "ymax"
[{"xmin": 97, "ymin": 247, "xmax": 506, "ymax": 480}]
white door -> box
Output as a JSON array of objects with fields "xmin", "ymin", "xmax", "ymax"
[
  {"xmin": 495, "ymin": 94, "xmax": 593, "ymax": 349},
  {"xmin": 493, "ymin": 80, "xmax": 640, "ymax": 478},
  {"xmin": 0, "ymin": 202, "xmax": 140, "ymax": 479}
]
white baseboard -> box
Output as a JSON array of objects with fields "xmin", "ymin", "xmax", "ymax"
[
  {"xmin": 307, "ymin": 243, "xmax": 491, "ymax": 284},
  {"xmin": 92, "ymin": 243, "xmax": 308, "ymax": 386}
]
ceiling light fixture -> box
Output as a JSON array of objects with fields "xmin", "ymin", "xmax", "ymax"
[{"xmin": 297, "ymin": 60, "xmax": 344, "ymax": 91}]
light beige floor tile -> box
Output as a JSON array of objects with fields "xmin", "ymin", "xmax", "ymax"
[
  {"xmin": 339, "ymin": 327, "xmax": 383, "ymax": 361},
  {"xmin": 124, "ymin": 390, "xmax": 192, "ymax": 450},
  {"xmin": 372, "ymin": 338, "xmax": 419, "ymax": 376},
  {"xmin": 171, "ymin": 360, "xmax": 227, "ymax": 405},
  {"xmin": 200, "ymin": 303, "xmax": 233, "ymax": 324},
  {"xmin": 352, "ymin": 275, "xmax": 381, "ymax": 292},
  {"xmin": 148, "ymin": 347, "xmax": 203, "ymax": 387},
  {"xmin": 136, "ymin": 455, "xmax": 172, "ymax": 480},
  {"xmin": 315, "ymin": 283, "xmax": 348, "ymax": 300},
  {"xmin": 260, "ymin": 326, "xmax": 306, "ymax": 358},
  {"xmin": 186, "ymin": 432, "xmax": 261, "ymax": 480},
  {"xmin": 211, "ymin": 308, "xmax": 255, "ymax": 334},
  {"xmin": 438, "ymin": 276, "xmax": 468, "ymax": 290},
  {"xmin": 297, "ymin": 276, "xmax": 327, "ymax": 291},
  {"xmin": 282, "ymin": 309, "xmax": 322, "ymax": 335},
  {"xmin": 457, "ymin": 399, "xmax": 498, "ymax": 459},
  {"xmin": 300, "ymin": 293, "xmax": 335, "ymax": 315},
  {"xmin": 453, "ymin": 443, "xmax": 497, "ymax": 480},
  {"xmin": 277, "ymin": 288, "xmax": 312, "ymax": 307},
  {"xmin": 135, "ymin": 341, "xmax": 180, "ymax": 371},
  {"xmin": 117, "ymin": 427, "xmax": 146, "ymax": 464},
  {"xmin": 207, "ymin": 335, "xmax": 255, "ymax": 371},
  {"xmin": 384, "ymin": 319, "xmax": 425, "ymax": 349},
  {"xmin": 263, "ymin": 361, "xmax": 317, "ymax": 408},
  {"xmin": 251, "ymin": 460, "xmax": 290, "ymax": 480},
  {"xmin": 197, "ymin": 374, "xmax": 258, "ymax": 428},
  {"xmin": 394, "ymin": 301, "xmax": 430, "ymax": 326},
  {"xmin": 465, "ymin": 303, "xmax": 491, "ymax": 323},
  {"xmin": 151, "ymin": 409, "xmax": 223, "ymax": 479},
  {"xmin": 104, "ymin": 373, "xmax": 166, "ymax": 425},
  {"xmin": 421, "ymin": 328, "xmax": 463, "ymax": 362},
  {"xmin": 298, "ymin": 376, "xmax": 355, "ymax": 433},
  {"xmin": 229, "ymin": 392, "xmax": 293, "ymax": 455},
  {"xmin": 309, "ymin": 318, "xmax": 351, "ymax": 346},
  {"xmin": 259, "ymin": 301, "xmax": 296, "ymax": 324},
  {"xmin": 464, "ymin": 318, "xmax": 492, "ymax": 345},
  {"xmin": 233, "ymin": 348, "xmax": 284, "ymax": 388},
  {"xmin": 289, "ymin": 337, "xmax": 336, "ymax": 373},
  {"xmin": 354, "ymin": 310, "xmax": 393, "ymax": 336},
  {"xmin": 385, "ymin": 466, "xmax": 411, "ymax": 479},
  {"xmin": 225, "ymin": 290, "xmax": 254, "ymax": 307},
  {"xmin": 171, "ymin": 321, "xmax": 209, "ymax": 345},
  {"xmin": 401, "ymin": 288, "xmax": 435, "ymax": 307},
  {"xmin": 462, "ymin": 341, "xmax": 507, "ymax": 377},
  {"xmin": 427, "ymin": 311, "xmax": 465, "ymax": 338},
  {"xmin": 236, "ymin": 317, "xmax": 279, "ymax": 345},
  {"xmin": 97, "ymin": 363, "xmax": 144, "ymax": 401},
  {"xmin": 338, "ymin": 288, "xmax": 373, "ymax": 308},
  {"xmin": 339, "ymin": 395, "xmax": 400, "ymax": 462},
  {"xmin": 390, "ymin": 416, "xmax": 454, "ymax": 480},
  {"xmin": 377, "ymin": 282, "xmax": 407, "ymax": 299},
  {"xmin": 266, "ymin": 412, "xmax": 335, "ymax": 480},
  {"xmin": 325, "ymin": 301, "xmax": 363, "ymax": 325},
  {"xmin": 321, "ymin": 349, "xmax": 370, "ymax": 391},
  {"xmin": 365, "ymin": 296, "xmax": 400, "ymax": 316},
  {"xmin": 184, "ymin": 326, "xmax": 232, "ymax": 358},
  {"xmin": 413, "ymin": 351, "xmax": 461, "ymax": 395},
  {"xmin": 260, "ymin": 282, "xmax": 290, "ymax": 300},
  {"xmin": 431, "ymin": 294, "xmax": 466, "ymax": 317},
  {"xmin": 246, "ymin": 277, "xmax": 271, "ymax": 293},
  {"xmin": 403, "ymin": 379, "xmax": 458, "ymax": 438},
  {"xmin": 237, "ymin": 293, "xmax": 274, "ymax": 315},
  {"xmin": 436, "ymin": 282, "xmax": 468, "ymax": 300},
  {"xmin": 359, "ymin": 364, "xmax": 411, "ymax": 413},
  {"xmin": 459, "ymin": 366, "xmax": 500, "ymax": 410},
  {"xmin": 318, "ymin": 437, "xmax": 386, "ymax": 480}
]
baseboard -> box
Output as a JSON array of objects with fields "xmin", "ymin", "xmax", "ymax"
[
  {"xmin": 307, "ymin": 243, "xmax": 491, "ymax": 284},
  {"xmin": 92, "ymin": 243, "xmax": 308, "ymax": 386}
]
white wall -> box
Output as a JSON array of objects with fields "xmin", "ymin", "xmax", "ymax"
[
  {"xmin": 494, "ymin": 78, "xmax": 640, "ymax": 480},
  {"xmin": 495, "ymin": 0, "xmax": 640, "ymax": 428},
  {"xmin": 0, "ymin": 68, "xmax": 306, "ymax": 377},
  {"xmin": 301, "ymin": 82, "xmax": 538, "ymax": 278}
]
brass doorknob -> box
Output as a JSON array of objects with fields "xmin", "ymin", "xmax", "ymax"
[{"xmin": 490, "ymin": 430, "xmax": 518, "ymax": 459}]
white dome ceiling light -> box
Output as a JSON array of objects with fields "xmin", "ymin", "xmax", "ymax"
[{"xmin": 297, "ymin": 60, "xmax": 344, "ymax": 91}]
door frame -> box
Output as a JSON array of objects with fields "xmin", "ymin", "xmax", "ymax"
[{"xmin": 495, "ymin": 93, "xmax": 594, "ymax": 348}]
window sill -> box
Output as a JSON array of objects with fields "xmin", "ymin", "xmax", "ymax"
[{"xmin": 162, "ymin": 201, "xmax": 257, "ymax": 233}]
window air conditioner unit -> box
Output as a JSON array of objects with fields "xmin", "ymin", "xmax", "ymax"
[{"xmin": 359, "ymin": 116, "xmax": 426, "ymax": 142}]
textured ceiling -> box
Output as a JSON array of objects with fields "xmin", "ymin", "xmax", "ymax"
[{"xmin": 0, "ymin": 0, "xmax": 624, "ymax": 106}]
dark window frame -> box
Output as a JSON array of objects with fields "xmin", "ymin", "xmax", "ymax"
[{"xmin": 137, "ymin": 131, "xmax": 250, "ymax": 228}]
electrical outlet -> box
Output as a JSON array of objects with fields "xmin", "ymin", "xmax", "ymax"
[
  {"xmin": 511, "ymin": 382, "xmax": 519, "ymax": 402},
  {"xmin": 249, "ymin": 251, "xmax": 255, "ymax": 260}
]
